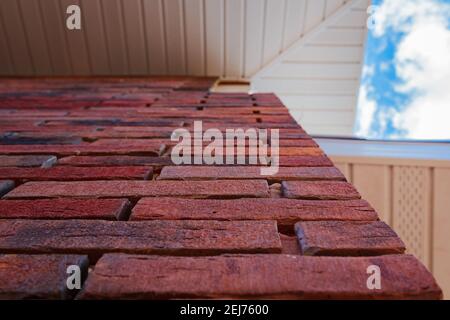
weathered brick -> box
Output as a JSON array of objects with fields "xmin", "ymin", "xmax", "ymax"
[
  {"xmin": 280, "ymin": 234, "xmax": 301, "ymax": 255},
  {"xmin": 295, "ymin": 221, "xmax": 406, "ymax": 256},
  {"xmin": 0, "ymin": 254, "xmax": 89, "ymax": 299},
  {"xmin": 0, "ymin": 144, "xmax": 165, "ymax": 156},
  {"xmin": 158, "ymin": 166, "xmax": 345, "ymax": 181},
  {"xmin": 0, "ymin": 199, "xmax": 130, "ymax": 220},
  {"xmin": 279, "ymin": 155, "xmax": 333, "ymax": 167},
  {"xmin": 0, "ymin": 220, "xmax": 281, "ymax": 256},
  {"xmin": 79, "ymin": 254, "xmax": 442, "ymax": 299},
  {"xmin": 5, "ymin": 180, "xmax": 269, "ymax": 199},
  {"xmin": 131, "ymin": 198, "xmax": 378, "ymax": 232},
  {"xmin": 0, "ymin": 166, "xmax": 152, "ymax": 181},
  {"xmin": 58, "ymin": 155, "xmax": 173, "ymax": 167},
  {"xmin": 0, "ymin": 180, "xmax": 15, "ymax": 197},
  {"xmin": 0, "ymin": 155, "xmax": 57, "ymax": 167},
  {"xmin": 282, "ymin": 181, "xmax": 361, "ymax": 200}
]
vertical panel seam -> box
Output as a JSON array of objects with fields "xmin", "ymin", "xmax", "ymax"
[
  {"xmin": 99, "ymin": 0, "xmax": 112, "ymax": 73},
  {"xmin": 240, "ymin": 0, "xmax": 245, "ymax": 78},
  {"xmin": 119, "ymin": 0, "xmax": 131, "ymax": 73},
  {"xmin": 57, "ymin": 0, "xmax": 74, "ymax": 74},
  {"xmin": 160, "ymin": 0, "xmax": 169, "ymax": 73},
  {"xmin": 79, "ymin": 0, "xmax": 93, "ymax": 75},
  {"xmin": 140, "ymin": 0, "xmax": 151, "ymax": 74},
  {"xmin": 181, "ymin": 0, "xmax": 188, "ymax": 74}
]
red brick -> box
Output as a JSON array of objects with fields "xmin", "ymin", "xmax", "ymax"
[
  {"xmin": 279, "ymin": 155, "xmax": 333, "ymax": 167},
  {"xmin": 280, "ymin": 234, "xmax": 301, "ymax": 255},
  {"xmin": 0, "ymin": 166, "xmax": 152, "ymax": 181},
  {"xmin": 0, "ymin": 144, "xmax": 165, "ymax": 156},
  {"xmin": 58, "ymin": 156, "xmax": 173, "ymax": 167},
  {"xmin": 79, "ymin": 254, "xmax": 442, "ymax": 299},
  {"xmin": 0, "ymin": 180, "xmax": 15, "ymax": 197},
  {"xmin": 0, "ymin": 199, "xmax": 130, "ymax": 220},
  {"xmin": 4, "ymin": 180, "xmax": 269, "ymax": 199},
  {"xmin": 282, "ymin": 181, "xmax": 361, "ymax": 200},
  {"xmin": 131, "ymin": 198, "xmax": 378, "ymax": 232},
  {"xmin": 0, "ymin": 155, "xmax": 57, "ymax": 167},
  {"xmin": 0, "ymin": 220, "xmax": 281, "ymax": 256},
  {"xmin": 295, "ymin": 221, "xmax": 406, "ymax": 256},
  {"xmin": 158, "ymin": 166, "xmax": 345, "ymax": 181},
  {"xmin": 0, "ymin": 254, "xmax": 89, "ymax": 299}
]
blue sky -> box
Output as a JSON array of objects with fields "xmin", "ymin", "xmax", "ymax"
[{"xmin": 354, "ymin": 0, "xmax": 450, "ymax": 140}]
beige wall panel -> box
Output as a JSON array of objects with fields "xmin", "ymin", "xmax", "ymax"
[
  {"xmin": 433, "ymin": 168, "xmax": 450, "ymax": 299},
  {"xmin": 393, "ymin": 166, "xmax": 432, "ymax": 267},
  {"xmin": 352, "ymin": 164, "xmax": 392, "ymax": 224}
]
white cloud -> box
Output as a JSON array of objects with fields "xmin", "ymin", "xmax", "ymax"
[
  {"xmin": 357, "ymin": 0, "xmax": 450, "ymax": 139},
  {"xmin": 355, "ymin": 84, "xmax": 377, "ymax": 138}
]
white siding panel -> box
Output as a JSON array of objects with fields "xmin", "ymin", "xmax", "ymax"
[
  {"xmin": 164, "ymin": 0, "xmax": 186, "ymax": 75},
  {"xmin": 285, "ymin": 45, "xmax": 364, "ymax": 63},
  {"xmin": 255, "ymin": 78, "xmax": 359, "ymax": 94},
  {"xmin": 0, "ymin": 0, "xmax": 33, "ymax": 75},
  {"xmin": 279, "ymin": 94, "xmax": 356, "ymax": 111},
  {"xmin": 262, "ymin": 0, "xmax": 286, "ymax": 64},
  {"xmin": 121, "ymin": 0, "xmax": 148, "ymax": 75},
  {"xmin": 19, "ymin": 0, "xmax": 52, "ymax": 75},
  {"xmin": 185, "ymin": 0, "xmax": 205, "ymax": 75},
  {"xmin": 143, "ymin": 0, "xmax": 168, "ymax": 74},
  {"xmin": 81, "ymin": 0, "xmax": 110, "ymax": 75},
  {"xmin": 304, "ymin": 0, "xmax": 326, "ymax": 33},
  {"xmin": 311, "ymin": 27, "xmax": 366, "ymax": 45},
  {"xmin": 325, "ymin": 0, "xmax": 345, "ymax": 16},
  {"xmin": 224, "ymin": 0, "xmax": 244, "ymax": 77},
  {"xmin": 244, "ymin": 0, "xmax": 265, "ymax": 77},
  {"xmin": 205, "ymin": 0, "xmax": 224, "ymax": 76},
  {"xmin": 272, "ymin": 62, "xmax": 362, "ymax": 79},
  {"xmin": 102, "ymin": 0, "xmax": 128, "ymax": 74},
  {"xmin": 60, "ymin": 0, "xmax": 91, "ymax": 75},
  {"xmin": 282, "ymin": 0, "xmax": 307, "ymax": 48}
]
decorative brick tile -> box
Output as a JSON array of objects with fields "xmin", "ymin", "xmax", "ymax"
[
  {"xmin": 0, "ymin": 254, "xmax": 88, "ymax": 299},
  {"xmin": 0, "ymin": 166, "xmax": 152, "ymax": 181},
  {"xmin": 295, "ymin": 221, "xmax": 406, "ymax": 256},
  {"xmin": 79, "ymin": 254, "xmax": 442, "ymax": 299},
  {"xmin": 0, "ymin": 155, "xmax": 57, "ymax": 167},
  {"xmin": 4, "ymin": 180, "xmax": 270, "ymax": 199},
  {"xmin": 282, "ymin": 181, "xmax": 361, "ymax": 200},
  {"xmin": 0, "ymin": 199, "xmax": 130, "ymax": 220},
  {"xmin": 158, "ymin": 166, "xmax": 345, "ymax": 181},
  {"xmin": 0, "ymin": 220, "xmax": 281, "ymax": 255},
  {"xmin": 131, "ymin": 198, "xmax": 378, "ymax": 232}
]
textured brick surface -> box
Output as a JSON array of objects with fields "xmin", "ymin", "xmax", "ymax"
[
  {"xmin": 0, "ymin": 155, "xmax": 57, "ymax": 167},
  {"xmin": 0, "ymin": 199, "xmax": 130, "ymax": 220},
  {"xmin": 80, "ymin": 254, "xmax": 442, "ymax": 299},
  {"xmin": 131, "ymin": 198, "xmax": 378, "ymax": 232},
  {"xmin": 0, "ymin": 166, "xmax": 152, "ymax": 181},
  {"xmin": 282, "ymin": 181, "xmax": 361, "ymax": 200},
  {"xmin": 0, "ymin": 220, "xmax": 281, "ymax": 255},
  {"xmin": 4, "ymin": 180, "xmax": 270, "ymax": 199},
  {"xmin": 0, "ymin": 77, "xmax": 441, "ymax": 300},
  {"xmin": 295, "ymin": 221, "xmax": 406, "ymax": 256},
  {"xmin": 0, "ymin": 254, "xmax": 88, "ymax": 299},
  {"xmin": 158, "ymin": 166, "xmax": 345, "ymax": 181}
]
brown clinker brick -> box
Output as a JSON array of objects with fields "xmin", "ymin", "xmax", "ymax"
[
  {"xmin": 79, "ymin": 254, "xmax": 442, "ymax": 299},
  {"xmin": 282, "ymin": 181, "xmax": 361, "ymax": 200},
  {"xmin": 0, "ymin": 199, "xmax": 130, "ymax": 220},
  {"xmin": 279, "ymin": 155, "xmax": 333, "ymax": 167},
  {"xmin": 131, "ymin": 198, "xmax": 378, "ymax": 232},
  {"xmin": 0, "ymin": 254, "xmax": 88, "ymax": 299},
  {"xmin": 4, "ymin": 180, "xmax": 269, "ymax": 199},
  {"xmin": 0, "ymin": 166, "xmax": 153, "ymax": 181},
  {"xmin": 158, "ymin": 166, "xmax": 345, "ymax": 181},
  {"xmin": 0, "ymin": 220, "xmax": 281, "ymax": 256},
  {"xmin": 295, "ymin": 221, "xmax": 406, "ymax": 256}
]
